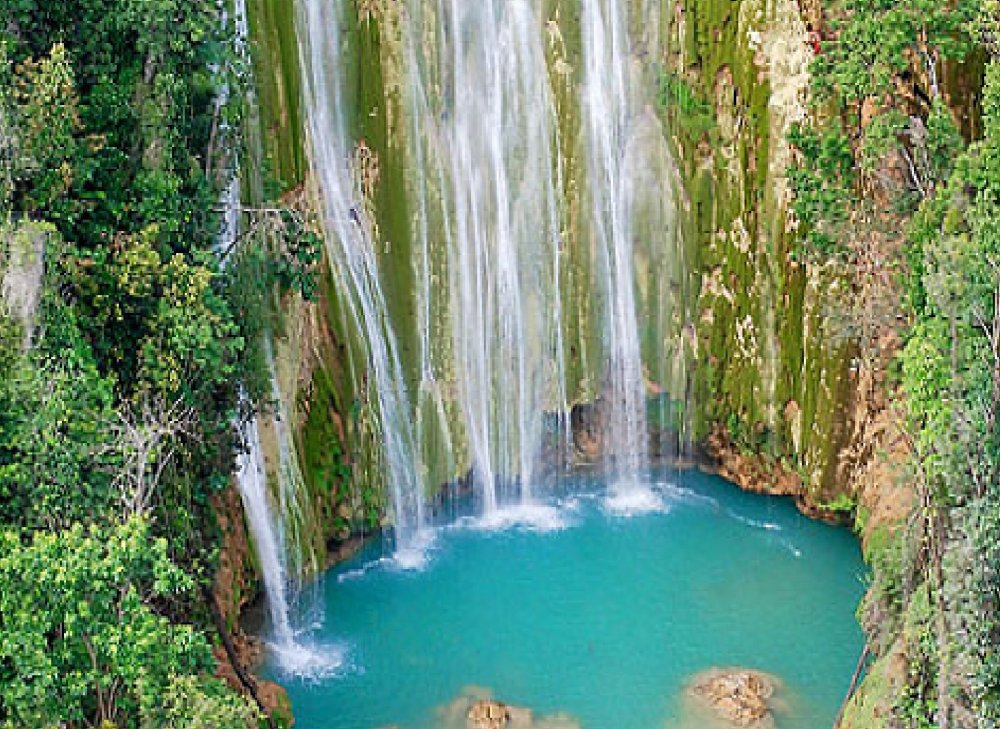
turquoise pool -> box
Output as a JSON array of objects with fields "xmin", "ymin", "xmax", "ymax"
[{"xmin": 261, "ymin": 469, "xmax": 867, "ymax": 729}]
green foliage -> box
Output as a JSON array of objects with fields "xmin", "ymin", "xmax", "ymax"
[
  {"xmin": 225, "ymin": 238, "xmax": 276, "ymax": 405},
  {"xmin": 0, "ymin": 42, "xmax": 15, "ymax": 205},
  {"xmin": 301, "ymin": 371, "xmax": 352, "ymax": 496},
  {"xmin": 0, "ymin": 309, "xmax": 19, "ymax": 377},
  {"xmin": 8, "ymin": 43, "xmax": 86, "ymax": 215},
  {"xmin": 62, "ymin": 227, "xmax": 240, "ymax": 403},
  {"xmin": 788, "ymin": 0, "xmax": 979, "ymax": 265},
  {"xmin": 272, "ymin": 210, "xmax": 323, "ymax": 301},
  {"xmin": 900, "ymin": 318, "xmax": 959, "ymax": 484},
  {"xmin": 0, "ymin": 2, "xmax": 263, "ymax": 724},
  {"xmin": 657, "ymin": 72, "xmax": 716, "ymax": 139},
  {"xmin": 0, "ymin": 0, "xmax": 236, "ymax": 248},
  {"xmin": 924, "ymin": 100, "xmax": 965, "ymax": 182},
  {"xmin": 786, "ymin": 3, "xmax": 1000, "ymax": 722},
  {"xmin": 889, "ymin": 54, "xmax": 1000, "ymax": 725},
  {"xmin": 820, "ymin": 492, "xmax": 857, "ymax": 513},
  {"xmin": 901, "ymin": 63, "xmax": 1000, "ymax": 497},
  {"xmin": 0, "ymin": 285, "xmax": 119, "ymax": 531},
  {"xmin": 895, "ymin": 585, "xmax": 939, "ymax": 727},
  {"xmin": 0, "ymin": 519, "xmax": 215, "ymax": 728},
  {"xmin": 866, "ymin": 525, "xmax": 906, "ymax": 624},
  {"xmin": 786, "ymin": 123, "xmax": 856, "ymax": 260},
  {"xmin": 140, "ymin": 674, "xmax": 259, "ymax": 729},
  {"xmin": 223, "ymin": 208, "xmax": 324, "ymax": 403},
  {"xmin": 812, "ymin": 0, "xmax": 980, "ymax": 105},
  {"xmin": 964, "ymin": 495, "xmax": 1000, "ymax": 719}
]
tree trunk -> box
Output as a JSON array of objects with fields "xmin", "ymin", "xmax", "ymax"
[{"xmin": 201, "ymin": 584, "xmax": 276, "ymax": 729}]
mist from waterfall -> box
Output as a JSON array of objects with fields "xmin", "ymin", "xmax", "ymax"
[
  {"xmin": 403, "ymin": 0, "xmax": 568, "ymax": 513},
  {"xmin": 298, "ymin": 0, "xmax": 427, "ymax": 547}
]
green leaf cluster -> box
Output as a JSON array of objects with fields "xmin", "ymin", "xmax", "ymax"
[{"xmin": 0, "ymin": 519, "xmax": 256, "ymax": 728}]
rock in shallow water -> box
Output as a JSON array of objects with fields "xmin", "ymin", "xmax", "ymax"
[
  {"xmin": 432, "ymin": 688, "xmax": 573, "ymax": 729},
  {"xmin": 686, "ymin": 668, "xmax": 779, "ymax": 728},
  {"xmin": 467, "ymin": 699, "xmax": 510, "ymax": 729}
]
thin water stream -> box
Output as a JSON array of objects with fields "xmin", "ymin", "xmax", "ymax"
[{"xmin": 298, "ymin": 0, "xmax": 428, "ymax": 547}]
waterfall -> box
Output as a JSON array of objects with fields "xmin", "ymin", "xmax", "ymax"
[
  {"xmin": 224, "ymin": 0, "xmax": 336, "ymax": 675},
  {"xmin": 235, "ymin": 403, "xmax": 340, "ymax": 676},
  {"xmin": 220, "ymin": 0, "xmax": 297, "ymax": 650},
  {"xmin": 292, "ymin": 0, "xmax": 677, "ymax": 532},
  {"xmin": 235, "ymin": 412, "xmax": 295, "ymax": 648},
  {"xmin": 298, "ymin": 0, "xmax": 427, "ymax": 547},
  {"xmin": 580, "ymin": 0, "xmax": 659, "ymax": 507},
  {"xmin": 404, "ymin": 0, "xmax": 568, "ymax": 512},
  {"xmin": 265, "ymin": 337, "xmax": 320, "ymax": 583},
  {"xmin": 221, "ymin": 0, "xmax": 304, "ymax": 647}
]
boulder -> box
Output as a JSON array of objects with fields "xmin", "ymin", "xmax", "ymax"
[{"xmin": 686, "ymin": 668, "xmax": 779, "ymax": 728}]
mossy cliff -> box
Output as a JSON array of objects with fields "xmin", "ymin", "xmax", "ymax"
[{"xmin": 658, "ymin": 0, "xmax": 867, "ymax": 513}]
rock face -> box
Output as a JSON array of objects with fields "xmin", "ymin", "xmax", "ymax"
[
  {"xmin": 570, "ymin": 401, "xmax": 604, "ymax": 461},
  {"xmin": 686, "ymin": 668, "xmax": 779, "ymax": 728}
]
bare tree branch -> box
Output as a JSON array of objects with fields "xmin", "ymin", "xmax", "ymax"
[{"xmin": 112, "ymin": 393, "xmax": 197, "ymax": 519}]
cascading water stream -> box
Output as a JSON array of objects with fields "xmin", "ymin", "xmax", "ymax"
[
  {"xmin": 223, "ymin": 0, "xmax": 337, "ymax": 676},
  {"xmin": 221, "ymin": 0, "xmax": 300, "ymax": 652},
  {"xmin": 235, "ymin": 401, "xmax": 339, "ymax": 676},
  {"xmin": 580, "ymin": 0, "xmax": 658, "ymax": 510},
  {"xmin": 404, "ymin": 0, "xmax": 568, "ymax": 514},
  {"xmin": 265, "ymin": 337, "xmax": 319, "ymax": 584},
  {"xmin": 234, "ymin": 411, "xmax": 295, "ymax": 649},
  {"xmin": 298, "ymin": 0, "xmax": 428, "ymax": 553}
]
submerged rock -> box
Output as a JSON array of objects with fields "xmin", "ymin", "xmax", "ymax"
[
  {"xmin": 466, "ymin": 699, "xmax": 535, "ymax": 728},
  {"xmin": 685, "ymin": 668, "xmax": 779, "ymax": 728},
  {"xmin": 437, "ymin": 687, "xmax": 571, "ymax": 729},
  {"xmin": 467, "ymin": 699, "xmax": 511, "ymax": 728}
]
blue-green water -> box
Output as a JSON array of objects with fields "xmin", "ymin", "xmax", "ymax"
[{"xmin": 263, "ymin": 470, "xmax": 867, "ymax": 729}]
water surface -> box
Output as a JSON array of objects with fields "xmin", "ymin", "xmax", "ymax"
[{"xmin": 263, "ymin": 469, "xmax": 866, "ymax": 729}]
